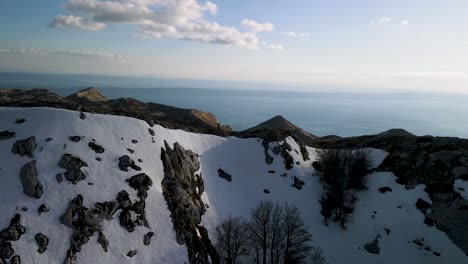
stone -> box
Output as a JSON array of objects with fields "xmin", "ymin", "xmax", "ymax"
[
  {"xmin": 69, "ymin": 136, "xmax": 82, "ymax": 143},
  {"xmin": 292, "ymin": 176, "xmax": 305, "ymax": 190},
  {"xmin": 21, "ymin": 207, "xmax": 28, "ymax": 212},
  {"xmin": 118, "ymin": 155, "xmax": 141, "ymax": 172},
  {"xmin": 143, "ymin": 232, "xmax": 155, "ymax": 246},
  {"xmin": 364, "ymin": 237, "xmax": 380, "ymax": 254},
  {"xmin": 38, "ymin": 204, "xmax": 49, "ymax": 215},
  {"xmin": 46, "ymin": 137, "xmax": 53, "ymax": 142},
  {"xmin": 58, "ymin": 154, "xmax": 88, "ymax": 184},
  {"xmin": 0, "ymin": 242, "xmax": 14, "ymax": 260},
  {"xmin": 379, "ymin": 187, "xmax": 392, "ymax": 193},
  {"xmin": 10, "ymin": 255, "xmax": 20, "ymax": 264},
  {"xmin": 148, "ymin": 128, "xmax": 155, "ymax": 136},
  {"xmin": 264, "ymin": 189, "xmax": 270, "ymax": 194},
  {"xmin": 35, "ymin": 233, "xmax": 48, "ymax": 254},
  {"xmin": 0, "ymin": 130, "xmax": 15, "ymax": 140},
  {"xmin": 88, "ymin": 141, "xmax": 105, "ymax": 154},
  {"xmin": 0, "ymin": 214, "xmax": 26, "ymax": 242},
  {"xmin": 15, "ymin": 118, "xmax": 26, "ymax": 124},
  {"xmin": 268, "ymin": 170, "xmax": 275, "ymax": 174},
  {"xmin": 415, "ymin": 199, "xmax": 432, "ymax": 211},
  {"xmin": 97, "ymin": 232, "xmax": 109, "ymax": 252},
  {"xmin": 126, "ymin": 173, "xmax": 153, "ymax": 199},
  {"xmin": 56, "ymin": 173, "xmax": 63, "ymax": 183},
  {"xmin": 131, "ymin": 139, "xmax": 138, "ymax": 144},
  {"xmin": 127, "ymin": 148, "xmax": 134, "ymax": 154},
  {"xmin": 19, "ymin": 160, "xmax": 43, "ymax": 199},
  {"xmin": 217, "ymin": 169, "xmax": 232, "ymax": 182},
  {"xmin": 127, "ymin": 250, "xmax": 137, "ymax": 257},
  {"xmin": 79, "ymin": 111, "xmax": 86, "ymax": 120},
  {"xmin": 11, "ymin": 136, "xmax": 36, "ymax": 157}
]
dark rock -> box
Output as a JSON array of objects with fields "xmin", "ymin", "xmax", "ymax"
[
  {"xmin": 127, "ymin": 148, "xmax": 134, "ymax": 154},
  {"xmin": 127, "ymin": 250, "xmax": 137, "ymax": 257},
  {"xmin": 264, "ymin": 189, "xmax": 270, "ymax": 194},
  {"xmin": 0, "ymin": 214, "xmax": 26, "ymax": 242},
  {"xmin": 0, "ymin": 242, "xmax": 14, "ymax": 260},
  {"xmin": 415, "ymin": 198, "xmax": 432, "ymax": 211},
  {"xmin": 94, "ymin": 201, "xmax": 119, "ymax": 220},
  {"xmin": 433, "ymin": 252, "xmax": 441, "ymax": 256},
  {"xmin": 268, "ymin": 170, "xmax": 275, "ymax": 174},
  {"xmin": 35, "ymin": 233, "xmax": 48, "ymax": 254},
  {"xmin": 379, "ymin": 187, "xmax": 392, "ymax": 193},
  {"xmin": 118, "ymin": 155, "xmax": 141, "ymax": 172},
  {"xmin": 138, "ymin": 159, "xmax": 143, "ymax": 163},
  {"xmin": 79, "ymin": 111, "xmax": 86, "ymax": 120},
  {"xmin": 161, "ymin": 141, "xmax": 219, "ymax": 264},
  {"xmin": 69, "ymin": 136, "xmax": 82, "ymax": 143},
  {"xmin": 126, "ymin": 173, "xmax": 153, "ymax": 199},
  {"xmin": 96, "ymin": 157, "xmax": 102, "ymax": 161},
  {"xmin": 292, "ymin": 176, "xmax": 305, "ymax": 190},
  {"xmin": 19, "ymin": 160, "xmax": 43, "ymax": 199},
  {"xmin": 58, "ymin": 154, "xmax": 88, "ymax": 184},
  {"xmin": 424, "ymin": 217, "xmax": 434, "ymax": 226},
  {"xmin": 56, "ymin": 173, "xmax": 63, "ymax": 183},
  {"xmin": 38, "ymin": 204, "xmax": 49, "ymax": 215},
  {"xmin": 131, "ymin": 139, "xmax": 138, "ymax": 144},
  {"xmin": 0, "ymin": 130, "xmax": 15, "ymax": 140},
  {"xmin": 143, "ymin": 232, "xmax": 155, "ymax": 246},
  {"xmin": 364, "ymin": 237, "xmax": 380, "ymax": 254},
  {"xmin": 10, "ymin": 255, "xmax": 20, "ymax": 264},
  {"xmin": 97, "ymin": 232, "xmax": 109, "ymax": 252},
  {"xmin": 217, "ymin": 169, "xmax": 232, "ymax": 182},
  {"xmin": 46, "ymin": 137, "xmax": 53, "ymax": 142},
  {"xmin": 15, "ymin": 118, "xmax": 26, "ymax": 124},
  {"xmin": 148, "ymin": 128, "xmax": 155, "ymax": 136},
  {"xmin": 21, "ymin": 207, "xmax": 28, "ymax": 212},
  {"xmin": 11, "ymin": 136, "xmax": 36, "ymax": 157},
  {"xmin": 272, "ymin": 142, "xmax": 294, "ymax": 170},
  {"xmin": 88, "ymin": 141, "xmax": 105, "ymax": 153},
  {"xmin": 312, "ymin": 161, "xmax": 322, "ymax": 172}
]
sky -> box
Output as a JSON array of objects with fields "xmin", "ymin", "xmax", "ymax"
[{"xmin": 1, "ymin": 0, "xmax": 468, "ymax": 93}]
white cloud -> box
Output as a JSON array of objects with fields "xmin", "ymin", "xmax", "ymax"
[
  {"xmin": 50, "ymin": 0, "xmax": 279, "ymax": 50},
  {"xmin": 281, "ymin": 31, "xmax": 310, "ymax": 38},
  {"xmin": 50, "ymin": 15, "xmax": 106, "ymax": 31},
  {"xmin": 0, "ymin": 46, "xmax": 125, "ymax": 61},
  {"xmin": 241, "ymin": 19, "xmax": 274, "ymax": 33},
  {"xmin": 265, "ymin": 44, "xmax": 284, "ymax": 52},
  {"xmin": 372, "ymin": 17, "xmax": 409, "ymax": 27}
]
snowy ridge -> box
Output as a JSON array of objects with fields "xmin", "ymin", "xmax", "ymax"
[{"xmin": 0, "ymin": 107, "xmax": 466, "ymax": 264}]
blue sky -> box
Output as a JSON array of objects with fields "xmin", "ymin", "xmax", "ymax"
[{"xmin": 1, "ymin": 0, "xmax": 468, "ymax": 93}]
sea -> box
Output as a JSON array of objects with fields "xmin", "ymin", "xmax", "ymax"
[{"xmin": 1, "ymin": 72, "xmax": 467, "ymax": 138}]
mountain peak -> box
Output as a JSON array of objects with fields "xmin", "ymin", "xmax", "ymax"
[{"xmin": 67, "ymin": 87, "xmax": 107, "ymax": 102}]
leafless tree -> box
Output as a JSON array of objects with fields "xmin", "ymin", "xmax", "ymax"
[
  {"xmin": 249, "ymin": 200, "xmax": 274, "ymax": 264},
  {"xmin": 215, "ymin": 216, "xmax": 251, "ymax": 264},
  {"xmin": 309, "ymin": 247, "xmax": 327, "ymax": 264},
  {"xmin": 282, "ymin": 204, "xmax": 312, "ymax": 264}
]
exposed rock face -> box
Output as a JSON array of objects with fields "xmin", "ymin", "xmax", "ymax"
[
  {"xmin": 19, "ymin": 160, "xmax": 42, "ymax": 199},
  {"xmin": 37, "ymin": 204, "xmax": 50, "ymax": 215},
  {"xmin": 67, "ymin": 87, "xmax": 108, "ymax": 103},
  {"xmin": 118, "ymin": 155, "xmax": 141, "ymax": 172},
  {"xmin": 272, "ymin": 142, "xmax": 294, "ymax": 170},
  {"xmin": 35, "ymin": 233, "xmax": 48, "ymax": 254},
  {"xmin": 97, "ymin": 232, "xmax": 109, "ymax": 252},
  {"xmin": 161, "ymin": 141, "xmax": 219, "ymax": 264},
  {"xmin": 0, "ymin": 214, "xmax": 25, "ymax": 243},
  {"xmin": 0, "ymin": 131, "xmax": 15, "ymax": 140},
  {"xmin": 143, "ymin": 232, "xmax": 155, "ymax": 246},
  {"xmin": 217, "ymin": 169, "xmax": 232, "ymax": 182},
  {"xmin": 364, "ymin": 237, "xmax": 380, "ymax": 254},
  {"xmin": 292, "ymin": 176, "xmax": 305, "ymax": 190},
  {"xmin": 88, "ymin": 141, "xmax": 105, "ymax": 153},
  {"xmin": 69, "ymin": 136, "xmax": 82, "ymax": 143},
  {"xmin": 11, "ymin": 136, "xmax": 36, "ymax": 157},
  {"xmin": 58, "ymin": 154, "xmax": 88, "ymax": 184}
]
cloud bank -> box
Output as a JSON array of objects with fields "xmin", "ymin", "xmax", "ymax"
[
  {"xmin": 0, "ymin": 47, "xmax": 125, "ymax": 61},
  {"xmin": 50, "ymin": 0, "xmax": 280, "ymax": 50}
]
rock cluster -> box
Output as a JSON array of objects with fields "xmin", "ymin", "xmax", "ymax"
[
  {"xmin": 0, "ymin": 214, "xmax": 25, "ymax": 263},
  {"xmin": 35, "ymin": 233, "xmax": 48, "ymax": 254},
  {"xmin": 292, "ymin": 176, "xmax": 305, "ymax": 190},
  {"xmin": 19, "ymin": 160, "xmax": 43, "ymax": 199},
  {"xmin": 58, "ymin": 154, "xmax": 88, "ymax": 184},
  {"xmin": 272, "ymin": 142, "xmax": 294, "ymax": 170},
  {"xmin": 69, "ymin": 136, "xmax": 82, "ymax": 143},
  {"xmin": 11, "ymin": 136, "xmax": 36, "ymax": 157},
  {"xmin": 118, "ymin": 155, "xmax": 141, "ymax": 172},
  {"xmin": 161, "ymin": 141, "xmax": 219, "ymax": 264},
  {"xmin": 88, "ymin": 141, "xmax": 105, "ymax": 153},
  {"xmin": 0, "ymin": 130, "xmax": 15, "ymax": 140}
]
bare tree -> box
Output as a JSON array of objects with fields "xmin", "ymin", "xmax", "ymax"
[
  {"xmin": 309, "ymin": 247, "xmax": 327, "ymax": 264},
  {"xmin": 249, "ymin": 201, "xmax": 274, "ymax": 264},
  {"xmin": 269, "ymin": 203, "xmax": 284, "ymax": 264},
  {"xmin": 282, "ymin": 204, "xmax": 312, "ymax": 264},
  {"xmin": 215, "ymin": 216, "xmax": 250, "ymax": 264}
]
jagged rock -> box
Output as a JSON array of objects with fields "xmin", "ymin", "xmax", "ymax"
[
  {"xmin": 88, "ymin": 141, "xmax": 105, "ymax": 153},
  {"xmin": 379, "ymin": 187, "xmax": 392, "ymax": 193},
  {"xmin": 119, "ymin": 209, "xmax": 136, "ymax": 233},
  {"xmin": 127, "ymin": 250, "xmax": 137, "ymax": 257},
  {"xmin": 79, "ymin": 111, "xmax": 86, "ymax": 120},
  {"xmin": 161, "ymin": 141, "xmax": 219, "ymax": 264},
  {"xmin": 94, "ymin": 201, "xmax": 119, "ymax": 220},
  {"xmin": 264, "ymin": 189, "xmax": 270, "ymax": 194},
  {"xmin": 38, "ymin": 204, "xmax": 49, "ymax": 215},
  {"xmin": 416, "ymin": 199, "xmax": 432, "ymax": 211},
  {"xmin": 131, "ymin": 139, "xmax": 138, "ymax": 144},
  {"xmin": 364, "ymin": 237, "xmax": 380, "ymax": 254},
  {"xmin": 19, "ymin": 160, "xmax": 43, "ymax": 199},
  {"xmin": 46, "ymin": 137, "xmax": 53, "ymax": 142},
  {"xmin": 312, "ymin": 161, "xmax": 322, "ymax": 172},
  {"xmin": 0, "ymin": 242, "xmax": 14, "ymax": 260},
  {"xmin": 272, "ymin": 142, "xmax": 294, "ymax": 170},
  {"xmin": 127, "ymin": 148, "xmax": 134, "ymax": 154},
  {"xmin": 58, "ymin": 154, "xmax": 88, "ymax": 184},
  {"xmin": 15, "ymin": 118, "xmax": 26, "ymax": 124},
  {"xmin": 69, "ymin": 136, "xmax": 82, "ymax": 143},
  {"xmin": 148, "ymin": 128, "xmax": 155, "ymax": 136},
  {"xmin": 11, "ymin": 136, "xmax": 36, "ymax": 157},
  {"xmin": 0, "ymin": 214, "xmax": 25, "ymax": 242},
  {"xmin": 35, "ymin": 233, "xmax": 48, "ymax": 254},
  {"xmin": 0, "ymin": 130, "xmax": 15, "ymax": 140},
  {"xmin": 56, "ymin": 173, "xmax": 63, "ymax": 183},
  {"xmin": 116, "ymin": 190, "xmax": 131, "ymax": 210},
  {"xmin": 21, "ymin": 207, "xmax": 28, "ymax": 212},
  {"xmin": 143, "ymin": 232, "xmax": 155, "ymax": 246},
  {"xmin": 97, "ymin": 232, "xmax": 109, "ymax": 252},
  {"xmin": 10, "ymin": 255, "xmax": 20, "ymax": 264},
  {"xmin": 118, "ymin": 155, "xmax": 141, "ymax": 172},
  {"xmin": 217, "ymin": 169, "xmax": 232, "ymax": 182},
  {"xmin": 292, "ymin": 176, "xmax": 305, "ymax": 190}
]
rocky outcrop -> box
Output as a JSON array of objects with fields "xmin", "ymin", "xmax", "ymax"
[
  {"xmin": 118, "ymin": 155, "xmax": 141, "ymax": 172},
  {"xmin": 11, "ymin": 136, "xmax": 36, "ymax": 157},
  {"xmin": 161, "ymin": 141, "xmax": 219, "ymax": 264},
  {"xmin": 0, "ymin": 214, "xmax": 25, "ymax": 263},
  {"xmin": 272, "ymin": 141, "xmax": 294, "ymax": 170},
  {"xmin": 35, "ymin": 233, "xmax": 48, "ymax": 254},
  {"xmin": 58, "ymin": 154, "xmax": 88, "ymax": 184},
  {"xmin": 217, "ymin": 169, "xmax": 232, "ymax": 182},
  {"xmin": 143, "ymin": 232, "xmax": 155, "ymax": 246},
  {"xmin": 88, "ymin": 141, "xmax": 105, "ymax": 153},
  {"xmin": 0, "ymin": 131, "xmax": 15, "ymax": 140},
  {"xmin": 19, "ymin": 160, "xmax": 42, "ymax": 199},
  {"xmin": 67, "ymin": 87, "xmax": 108, "ymax": 103},
  {"xmin": 364, "ymin": 236, "xmax": 380, "ymax": 254},
  {"xmin": 292, "ymin": 176, "xmax": 305, "ymax": 190}
]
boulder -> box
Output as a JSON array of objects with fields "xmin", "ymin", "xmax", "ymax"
[
  {"xmin": 379, "ymin": 187, "xmax": 392, "ymax": 193},
  {"xmin": 88, "ymin": 141, "xmax": 105, "ymax": 154},
  {"xmin": 0, "ymin": 130, "xmax": 15, "ymax": 140},
  {"xmin": 35, "ymin": 233, "xmax": 48, "ymax": 254},
  {"xmin": 0, "ymin": 214, "xmax": 26, "ymax": 242},
  {"xmin": 292, "ymin": 176, "xmax": 305, "ymax": 190},
  {"xmin": 97, "ymin": 232, "xmax": 109, "ymax": 252},
  {"xmin": 69, "ymin": 136, "xmax": 82, "ymax": 143},
  {"xmin": 364, "ymin": 237, "xmax": 380, "ymax": 254},
  {"xmin": 19, "ymin": 160, "xmax": 42, "ymax": 199},
  {"xmin": 11, "ymin": 137, "xmax": 36, "ymax": 157},
  {"xmin": 143, "ymin": 232, "xmax": 155, "ymax": 246},
  {"xmin": 58, "ymin": 154, "xmax": 88, "ymax": 184},
  {"xmin": 217, "ymin": 169, "xmax": 232, "ymax": 182},
  {"xmin": 118, "ymin": 155, "xmax": 141, "ymax": 172},
  {"xmin": 37, "ymin": 204, "xmax": 49, "ymax": 215}
]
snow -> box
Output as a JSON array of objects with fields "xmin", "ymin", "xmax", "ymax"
[{"xmin": 0, "ymin": 107, "xmax": 467, "ymax": 264}]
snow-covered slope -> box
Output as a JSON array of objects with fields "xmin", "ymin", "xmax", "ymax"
[{"xmin": 0, "ymin": 107, "xmax": 466, "ymax": 264}]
